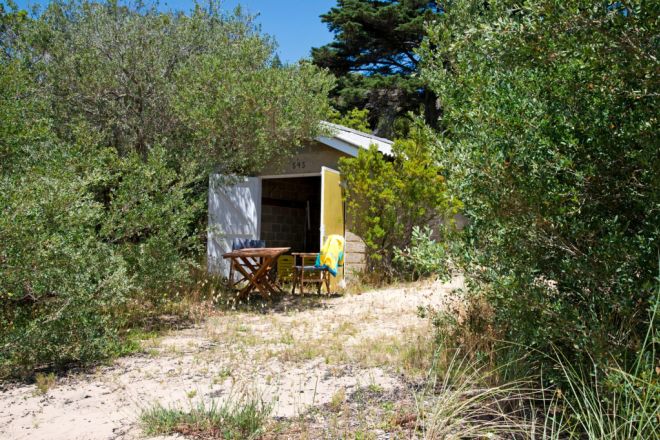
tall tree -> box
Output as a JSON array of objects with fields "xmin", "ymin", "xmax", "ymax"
[
  {"xmin": 19, "ymin": 0, "xmax": 333, "ymax": 172},
  {"xmin": 312, "ymin": 0, "xmax": 441, "ymax": 136}
]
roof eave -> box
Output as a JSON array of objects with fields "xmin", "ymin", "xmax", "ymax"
[{"xmin": 316, "ymin": 121, "xmax": 394, "ymax": 157}]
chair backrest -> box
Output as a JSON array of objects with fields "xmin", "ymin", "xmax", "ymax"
[{"xmin": 231, "ymin": 238, "xmax": 266, "ymax": 251}]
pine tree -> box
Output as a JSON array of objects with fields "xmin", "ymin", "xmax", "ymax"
[{"xmin": 312, "ymin": 0, "xmax": 441, "ymax": 136}]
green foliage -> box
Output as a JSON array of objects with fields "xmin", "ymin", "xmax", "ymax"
[
  {"xmin": 393, "ymin": 226, "xmax": 450, "ymax": 280},
  {"xmin": 141, "ymin": 394, "xmax": 271, "ymax": 439},
  {"xmin": 0, "ymin": 0, "xmax": 332, "ymax": 378},
  {"xmin": 339, "ymin": 122, "xmax": 458, "ymax": 277},
  {"xmin": 0, "ymin": 60, "xmax": 126, "ymax": 376},
  {"xmin": 98, "ymin": 148, "xmax": 203, "ymax": 289},
  {"xmin": 312, "ymin": 0, "xmax": 442, "ymax": 135},
  {"xmin": 328, "ymin": 107, "xmax": 371, "ymax": 132},
  {"xmin": 16, "ymin": 0, "xmax": 332, "ymax": 171},
  {"xmin": 420, "ymin": 0, "xmax": 659, "ymax": 379},
  {"xmin": 175, "ymin": 57, "xmax": 333, "ymax": 175},
  {"xmin": 34, "ymin": 372, "xmax": 56, "ymax": 395}
]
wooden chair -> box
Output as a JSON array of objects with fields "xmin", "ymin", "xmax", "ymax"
[{"xmin": 291, "ymin": 252, "xmax": 330, "ymax": 295}]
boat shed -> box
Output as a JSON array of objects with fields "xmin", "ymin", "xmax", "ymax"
[{"xmin": 207, "ymin": 122, "xmax": 394, "ymax": 282}]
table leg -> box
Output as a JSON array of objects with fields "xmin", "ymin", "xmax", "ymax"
[
  {"xmin": 238, "ymin": 256, "xmax": 274, "ymax": 298},
  {"xmin": 291, "ymin": 268, "xmax": 298, "ymax": 294},
  {"xmin": 256, "ymin": 256, "xmax": 284, "ymax": 296},
  {"xmin": 231, "ymin": 261, "xmax": 259, "ymax": 297},
  {"xmin": 224, "ymin": 252, "xmax": 289, "ymax": 300}
]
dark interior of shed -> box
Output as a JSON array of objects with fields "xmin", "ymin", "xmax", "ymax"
[{"xmin": 260, "ymin": 176, "xmax": 321, "ymax": 253}]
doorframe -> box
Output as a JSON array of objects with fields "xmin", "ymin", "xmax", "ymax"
[{"xmin": 259, "ymin": 172, "xmax": 321, "ymax": 180}]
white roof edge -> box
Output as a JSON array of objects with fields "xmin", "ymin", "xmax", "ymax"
[
  {"xmin": 316, "ymin": 136, "xmax": 360, "ymax": 157},
  {"xmin": 316, "ymin": 121, "xmax": 394, "ymax": 156}
]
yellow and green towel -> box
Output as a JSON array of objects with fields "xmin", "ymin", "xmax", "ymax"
[{"xmin": 315, "ymin": 235, "xmax": 345, "ymax": 276}]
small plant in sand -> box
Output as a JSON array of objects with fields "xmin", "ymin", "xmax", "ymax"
[
  {"xmin": 329, "ymin": 388, "xmax": 346, "ymax": 412},
  {"xmin": 34, "ymin": 372, "xmax": 56, "ymax": 395},
  {"xmin": 367, "ymin": 383, "xmax": 384, "ymax": 394},
  {"xmin": 213, "ymin": 367, "xmax": 232, "ymax": 384},
  {"xmin": 141, "ymin": 391, "xmax": 271, "ymax": 439}
]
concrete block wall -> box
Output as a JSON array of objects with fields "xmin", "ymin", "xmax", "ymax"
[
  {"xmin": 344, "ymin": 229, "xmax": 367, "ymax": 278},
  {"xmin": 260, "ymin": 205, "xmax": 307, "ymax": 250},
  {"xmin": 260, "ymin": 177, "xmax": 320, "ymax": 252}
]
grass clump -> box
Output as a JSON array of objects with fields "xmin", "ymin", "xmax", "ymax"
[
  {"xmin": 329, "ymin": 388, "xmax": 346, "ymax": 412},
  {"xmin": 422, "ymin": 286, "xmax": 660, "ymax": 440},
  {"xmin": 141, "ymin": 393, "xmax": 271, "ymax": 439},
  {"xmin": 34, "ymin": 372, "xmax": 57, "ymax": 395},
  {"xmin": 544, "ymin": 299, "xmax": 660, "ymax": 440},
  {"xmin": 416, "ymin": 351, "xmax": 540, "ymax": 439}
]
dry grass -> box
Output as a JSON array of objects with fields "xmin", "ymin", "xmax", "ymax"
[
  {"xmin": 264, "ymin": 385, "xmax": 418, "ymax": 439},
  {"xmin": 261, "ymin": 321, "xmax": 545, "ymax": 439},
  {"xmin": 168, "ymin": 280, "xmax": 517, "ymax": 438},
  {"xmin": 274, "ymin": 321, "xmax": 435, "ymax": 378},
  {"xmin": 198, "ymin": 296, "xmax": 436, "ymax": 379},
  {"xmin": 5, "ymin": 278, "xmax": 510, "ymax": 440},
  {"xmin": 205, "ymin": 315, "xmax": 263, "ymax": 348},
  {"xmin": 328, "ymin": 387, "xmax": 346, "ymax": 412},
  {"xmin": 33, "ymin": 372, "xmax": 56, "ymax": 395}
]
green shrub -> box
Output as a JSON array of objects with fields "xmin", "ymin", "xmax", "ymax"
[
  {"xmin": 421, "ymin": 0, "xmax": 659, "ymax": 380},
  {"xmin": 328, "ymin": 107, "xmax": 371, "ymax": 132},
  {"xmin": 547, "ymin": 296, "xmax": 659, "ymax": 439},
  {"xmin": 99, "ymin": 148, "xmax": 203, "ymax": 291},
  {"xmin": 0, "ymin": 60, "xmax": 127, "ymax": 376},
  {"xmin": 30, "ymin": 0, "xmax": 332, "ymax": 170},
  {"xmin": 393, "ymin": 226, "xmax": 450, "ymax": 280},
  {"xmin": 0, "ymin": 0, "xmax": 332, "ymax": 377},
  {"xmin": 339, "ymin": 123, "xmax": 459, "ymax": 278},
  {"xmin": 0, "ymin": 134, "xmax": 131, "ymax": 376}
]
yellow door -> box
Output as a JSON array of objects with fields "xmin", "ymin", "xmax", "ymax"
[{"xmin": 321, "ymin": 167, "xmax": 344, "ymax": 287}]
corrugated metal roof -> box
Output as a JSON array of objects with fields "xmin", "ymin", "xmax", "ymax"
[{"xmin": 317, "ymin": 121, "xmax": 394, "ymax": 156}]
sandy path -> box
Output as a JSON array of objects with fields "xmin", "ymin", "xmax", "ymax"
[{"xmin": 0, "ymin": 278, "xmax": 462, "ymax": 440}]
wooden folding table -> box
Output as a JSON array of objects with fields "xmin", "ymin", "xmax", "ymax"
[{"xmin": 222, "ymin": 247, "xmax": 290, "ymax": 299}]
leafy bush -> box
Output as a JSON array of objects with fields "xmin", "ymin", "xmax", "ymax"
[
  {"xmin": 423, "ymin": 289, "xmax": 659, "ymax": 439},
  {"xmin": 393, "ymin": 226, "xmax": 450, "ymax": 280},
  {"xmin": 0, "ymin": 61, "xmax": 115, "ymax": 375},
  {"xmin": 99, "ymin": 148, "xmax": 203, "ymax": 290},
  {"xmin": 534, "ymin": 294, "xmax": 659, "ymax": 439},
  {"xmin": 339, "ymin": 123, "xmax": 459, "ymax": 278},
  {"xmin": 0, "ymin": 1, "xmax": 332, "ymax": 377},
  {"xmin": 23, "ymin": 0, "xmax": 333, "ymax": 173},
  {"xmin": 420, "ymin": 0, "xmax": 658, "ymax": 381}
]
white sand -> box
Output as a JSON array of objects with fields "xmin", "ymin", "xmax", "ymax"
[{"xmin": 0, "ymin": 277, "xmax": 462, "ymax": 440}]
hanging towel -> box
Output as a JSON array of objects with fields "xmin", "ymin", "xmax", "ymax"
[{"xmin": 315, "ymin": 235, "xmax": 345, "ymax": 277}]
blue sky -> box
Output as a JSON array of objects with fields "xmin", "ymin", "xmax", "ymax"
[{"xmin": 11, "ymin": 0, "xmax": 337, "ymax": 63}]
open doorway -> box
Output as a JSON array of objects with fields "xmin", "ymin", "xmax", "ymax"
[{"xmin": 260, "ymin": 176, "xmax": 321, "ymax": 253}]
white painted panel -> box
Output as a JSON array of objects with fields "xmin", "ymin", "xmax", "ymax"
[{"xmin": 207, "ymin": 174, "xmax": 261, "ymax": 277}]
